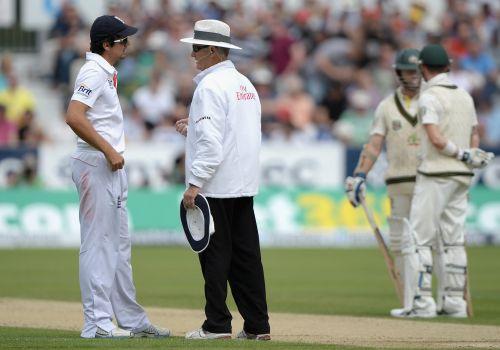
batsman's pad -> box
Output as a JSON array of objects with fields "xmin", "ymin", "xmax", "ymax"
[
  {"xmin": 434, "ymin": 239, "xmax": 467, "ymax": 314},
  {"xmin": 434, "ymin": 236, "xmax": 446, "ymax": 312},
  {"xmin": 388, "ymin": 216, "xmax": 407, "ymax": 297},
  {"xmin": 441, "ymin": 245, "xmax": 467, "ymax": 313},
  {"xmin": 398, "ymin": 219, "xmax": 436, "ymax": 314},
  {"xmin": 180, "ymin": 194, "xmax": 215, "ymax": 253},
  {"xmin": 387, "ymin": 216, "xmax": 404, "ymax": 253},
  {"xmin": 399, "ymin": 218, "xmax": 419, "ymax": 311},
  {"xmin": 443, "ymin": 245, "xmax": 467, "ymax": 297},
  {"xmin": 416, "ymin": 245, "xmax": 433, "ymax": 298}
]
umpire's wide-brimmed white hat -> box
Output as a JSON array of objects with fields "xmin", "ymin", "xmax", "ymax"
[
  {"xmin": 180, "ymin": 194, "xmax": 215, "ymax": 253},
  {"xmin": 180, "ymin": 19, "xmax": 242, "ymax": 50}
]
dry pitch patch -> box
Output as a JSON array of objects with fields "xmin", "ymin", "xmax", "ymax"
[{"xmin": 1, "ymin": 298, "xmax": 500, "ymax": 349}]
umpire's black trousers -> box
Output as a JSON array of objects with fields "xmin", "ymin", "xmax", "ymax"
[{"xmin": 200, "ymin": 196, "xmax": 270, "ymax": 335}]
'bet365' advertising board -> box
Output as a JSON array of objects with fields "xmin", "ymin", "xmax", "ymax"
[{"xmin": 0, "ymin": 186, "xmax": 499, "ymax": 248}]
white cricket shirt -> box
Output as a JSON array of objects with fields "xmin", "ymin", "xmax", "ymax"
[
  {"xmin": 71, "ymin": 52, "xmax": 125, "ymax": 153},
  {"xmin": 185, "ymin": 60, "xmax": 261, "ymax": 198}
]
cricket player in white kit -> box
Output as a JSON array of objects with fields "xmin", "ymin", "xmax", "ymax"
[
  {"xmin": 345, "ymin": 48, "xmax": 421, "ymax": 310},
  {"xmin": 65, "ymin": 15, "xmax": 169, "ymax": 338},
  {"xmin": 390, "ymin": 44, "xmax": 493, "ymax": 318}
]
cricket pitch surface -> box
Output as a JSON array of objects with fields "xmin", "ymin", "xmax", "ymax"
[{"xmin": 1, "ymin": 298, "xmax": 500, "ymax": 348}]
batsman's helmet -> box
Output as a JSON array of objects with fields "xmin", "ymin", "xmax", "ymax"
[
  {"xmin": 394, "ymin": 48, "xmax": 421, "ymax": 92},
  {"xmin": 418, "ymin": 44, "xmax": 451, "ymax": 67},
  {"xmin": 393, "ymin": 48, "xmax": 420, "ymax": 71}
]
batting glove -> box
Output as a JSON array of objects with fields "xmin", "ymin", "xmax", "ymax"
[
  {"xmin": 457, "ymin": 148, "xmax": 494, "ymax": 169},
  {"xmin": 344, "ymin": 173, "xmax": 366, "ymax": 208}
]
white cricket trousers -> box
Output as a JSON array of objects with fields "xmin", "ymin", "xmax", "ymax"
[
  {"xmin": 71, "ymin": 150, "xmax": 149, "ymax": 338},
  {"xmin": 409, "ymin": 174, "xmax": 469, "ymax": 313}
]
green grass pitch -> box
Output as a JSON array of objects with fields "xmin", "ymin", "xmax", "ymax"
[{"xmin": 0, "ymin": 246, "xmax": 499, "ymax": 349}]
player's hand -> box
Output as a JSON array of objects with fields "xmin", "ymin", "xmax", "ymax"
[
  {"xmin": 344, "ymin": 174, "xmax": 366, "ymax": 208},
  {"xmin": 105, "ymin": 149, "xmax": 124, "ymax": 171},
  {"xmin": 183, "ymin": 184, "xmax": 200, "ymax": 209},
  {"xmin": 457, "ymin": 148, "xmax": 494, "ymax": 169},
  {"xmin": 175, "ymin": 118, "xmax": 189, "ymax": 136}
]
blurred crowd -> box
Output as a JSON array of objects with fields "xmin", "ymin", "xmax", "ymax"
[
  {"xmin": 0, "ymin": 55, "xmax": 46, "ymax": 148},
  {"xmin": 0, "ymin": 0, "xmax": 499, "ymax": 188},
  {"xmin": 39, "ymin": 0, "xmax": 499, "ymax": 147}
]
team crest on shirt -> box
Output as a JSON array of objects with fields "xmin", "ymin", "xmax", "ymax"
[
  {"xmin": 392, "ymin": 120, "xmax": 402, "ymax": 131},
  {"xmin": 76, "ymin": 84, "xmax": 92, "ymax": 97},
  {"xmin": 107, "ymin": 79, "xmax": 114, "ymax": 89},
  {"xmin": 407, "ymin": 132, "xmax": 420, "ymax": 146}
]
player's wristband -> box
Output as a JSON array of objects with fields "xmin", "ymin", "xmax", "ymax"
[
  {"xmin": 441, "ymin": 140, "xmax": 458, "ymax": 157},
  {"xmin": 354, "ymin": 172, "xmax": 366, "ymax": 179},
  {"xmin": 456, "ymin": 149, "xmax": 469, "ymax": 162}
]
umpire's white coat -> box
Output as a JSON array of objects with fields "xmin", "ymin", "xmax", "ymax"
[{"xmin": 185, "ymin": 60, "xmax": 261, "ymax": 198}]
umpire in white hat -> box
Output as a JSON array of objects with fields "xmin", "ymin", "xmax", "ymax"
[{"xmin": 176, "ymin": 19, "xmax": 270, "ymax": 340}]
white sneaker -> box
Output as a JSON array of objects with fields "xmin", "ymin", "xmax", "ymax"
[
  {"xmin": 236, "ymin": 329, "xmax": 271, "ymax": 341},
  {"xmin": 132, "ymin": 324, "xmax": 171, "ymax": 338},
  {"xmin": 438, "ymin": 309, "xmax": 467, "ymax": 318},
  {"xmin": 185, "ymin": 328, "xmax": 232, "ymax": 340},
  {"xmin": 390, "ymin": 307, "xmax": 437, "ymax": 318},
  {"xmin": 95, "ymin": 326, "xmax": 131, "ymax": 338}
]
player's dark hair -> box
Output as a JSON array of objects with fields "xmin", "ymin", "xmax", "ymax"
[{"xmin": 90, "ymin": 34, "xmax": 119, "ymax": 55}]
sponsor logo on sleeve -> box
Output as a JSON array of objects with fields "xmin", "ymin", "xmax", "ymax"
[
  {"xmin": 235, "ymin": 85, "xmax": 256, "ymax": 101},
  {"xmin": 76, "ymin": 84, "xmax": 92, "ymax": 97},
  {"xmin": 195, "ymin": 116, "xmax": 211, "ymax": 124}
]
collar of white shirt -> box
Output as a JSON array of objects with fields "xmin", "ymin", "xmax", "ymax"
[
  {"xmin": 193, "ymin": 60, "xmax": 235, "ymax": 85},
  {"xmin": 85, "ymin": 52, "xmax": 116, "ymax": 75},
  {"xmin": 425, "ymin": 72, "xmax": 453, "ymax": 88}
]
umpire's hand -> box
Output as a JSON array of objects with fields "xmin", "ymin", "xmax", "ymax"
[
  {"xmin": 183, "ymin": 184, "xmax": 200, "ymax": 209},
  {"xmin": 105, "ymin": 148, "xmax": 125, "ymax": 171},
  {"xmin": 175, "ymin": 118, "xmax": 189, "ymax": 136}
]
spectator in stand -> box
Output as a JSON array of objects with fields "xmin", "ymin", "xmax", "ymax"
[
  {"xmin": 123, "ymin": 103, "xmax": 147, "ymax": 142},
  {"xmin": 18, "ymin": 110, "xmax": 47, "ymax": 146},
  {"xmin": 132, "ymin": 70, "xmax": 175, "ymax": 131},
  {"xmin": 166, "ymin": 152, "xmax": 185, "ymax": 185},
  {"xmin": 268, "ymin": 21, "xmax": 297, "ymax": 75},
  {"xmin": 448, "ymin": 54, "xmax": 484, "ymax": 93},
  {"xmin": 333, "ymin": 89, "xmax": 374, "ymax": 147},
  {"xmin": 9, "ymin": 0, "xmax": 499, "ymax": 151},
  {"xmin": 460, "ymin": 37, "xmax": 497, "ymax": 101},
  {"xmin": 53, "ymin": 33, "xmax": 82, "ymax": 89},
  {"xmin": 5, "ymin": 169, "xmax": 20, "ymax": 188},
  {"xmin": 151, "ymin": 106, "xmax": 187, "ymax": 146},
  {"xmin": 49, "ymin": 2, "xmax": 85, "ymax": 38},
  {"xmin": 320, "ymin": 81, "xmax": 347, "ymax": 124},
  {"xmin": 0, "ymin": 74, "xmax": 35, "ymax": 126},
  {"xmin": 478, "ymin": 99, "xmax": 500, "ymax": 147},
  {"xmin": 444, "ymin": 20, "xmax": 473, "ymax": 60},
  {"xmin": 313, "ymin": 32, "xmax": 363, "ymax": 102},
  {"xmin": 0, "ymin": 104, "xmax": 18, "ymax": 147},
  {"xmin": 275, "ymin": 74, "xmax": 315, "ymax": 131},
  {"xmin": 19, "ymin": 154, "xmax": 43, "ymax": 187},
  {"xmin": 0, "ymin": 54, "xmax": 14, "ymax": 91},
  {"xmin": 251, "ymin": 66, "xmax": 277, "ymax": 140}
]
